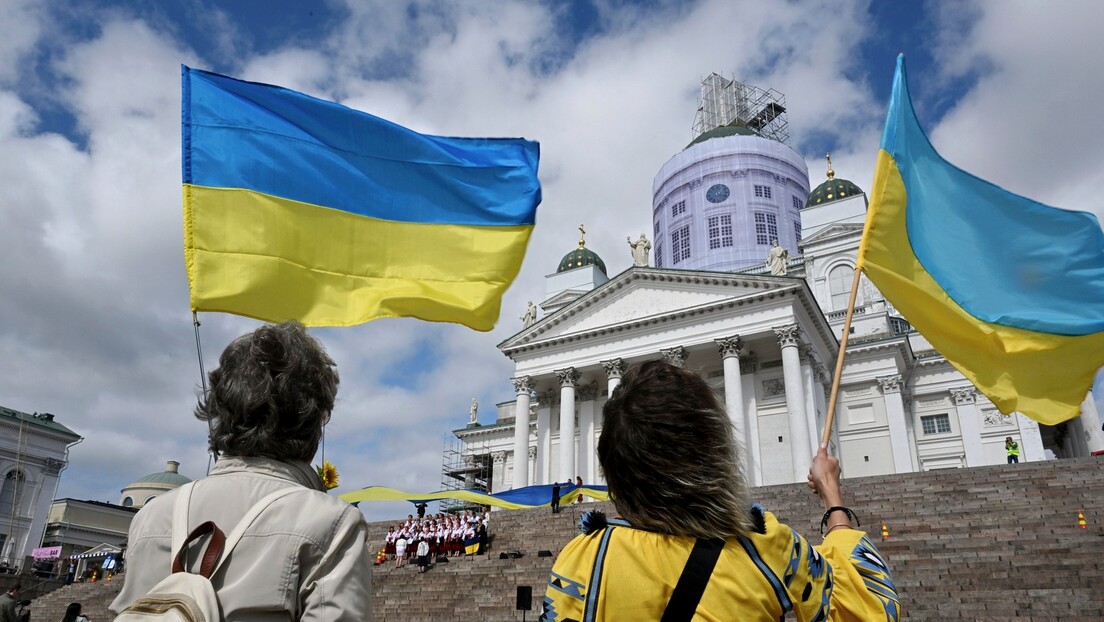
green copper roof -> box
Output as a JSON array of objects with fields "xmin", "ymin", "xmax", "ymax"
[
  {"xmin": 686, "ymin": 123, "xmax": 760, "ymax": 149},
  {"xmin": 805, "ymin": 177, "xmax": 863, "ymax": 208},
  {"xmin": 131, "ymin": 470, "xmax": 192, "ymax": 486},
  {"xmin": 557, "ymin": 247, "xmax": 607, "ymax": 275},
  {"xmin": 0, "ymin": 406, "xmax": 81, "ymax": 440}
]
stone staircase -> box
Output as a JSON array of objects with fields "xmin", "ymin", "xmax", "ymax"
[
  {"xmin": 36, "ymin": 457, "xmax": 1104, "ymax": 620},
  {"xmin": 27, "ymin": 577, "xmax": 122, "ymax": 621}
]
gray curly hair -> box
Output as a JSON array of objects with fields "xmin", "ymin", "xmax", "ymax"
[{"xmin": 195, "ymin": 321, "xmax": 338, "ymax": 461}]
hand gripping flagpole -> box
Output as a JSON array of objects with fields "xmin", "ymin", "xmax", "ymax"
[{"xmin": 820, "ymin": 267, "xmax": 864, "ymax": 448}]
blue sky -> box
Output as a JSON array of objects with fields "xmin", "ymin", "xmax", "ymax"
[{"xmin": 2, "ymin": 0, "xmax": 1102, "ymax": 522}]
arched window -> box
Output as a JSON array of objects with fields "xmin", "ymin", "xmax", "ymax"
[
  {"xmin": 144, "ymin": 496, "xmax": 157, "ymax": 505},
  {"xmin": 122, "ymin": 497, "xmax": 133, "ymax": 508},
  {"xmin": 829, "ymin": 265, "xmax": 855, "ymax": 310},
  {"xmin": 0, "ymin": 471, "xmax": 26, "ymax": 516}
]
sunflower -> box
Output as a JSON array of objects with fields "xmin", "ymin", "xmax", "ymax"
[{"xmin": 316, "ymin": 461, "xmax": 339, "ymax": 491}]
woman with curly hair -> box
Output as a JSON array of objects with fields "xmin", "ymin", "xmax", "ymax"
[
  {"xmin": 111, "ymin": 322, "xmax": 371, "ymax": 621},
  {"xmin": 540, "ymin": 360, "xmax": 900, "ymax": 621}
]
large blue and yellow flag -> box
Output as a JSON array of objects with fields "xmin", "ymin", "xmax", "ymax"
[
  {"xmin": 861, "ymin": 55, "xmax": 1104, "ymax": 425},
  {"xmin": 182, "ymin": 67, "xmax": 541, "ymax": 331}
]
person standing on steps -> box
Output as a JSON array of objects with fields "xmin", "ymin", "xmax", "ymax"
[
  {"xmin": 1006, "ymin": 437, "xmax": 1021, "ymax": 464},
  {"xmin": 551, "ymin": 481, "xmax": 562, "ymax": 514}
]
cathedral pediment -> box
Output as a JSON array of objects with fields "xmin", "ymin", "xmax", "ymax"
[
  {"xmin": 801, "ymin": 223, "xmax": 864, "ymax": 245},
  {"xmin": 499, "ymin": 267, "xmax": 806, "ymax": 353}
]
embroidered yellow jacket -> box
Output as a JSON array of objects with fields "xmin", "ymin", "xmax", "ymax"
[{"xmin": 539, "ymin": 507, "xmax": 900, "ymax": 622}]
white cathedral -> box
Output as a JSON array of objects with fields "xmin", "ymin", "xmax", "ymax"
[{"xmin": 453, "ymin": 74, "xmax": 1104, "ymax": 493}]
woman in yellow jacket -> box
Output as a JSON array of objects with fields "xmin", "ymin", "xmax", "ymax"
[{"xmin": 539, "ymin": 360, "xmax": 900, "ymax": 622}]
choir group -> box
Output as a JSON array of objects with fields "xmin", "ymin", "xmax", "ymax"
[{"xmin": 381, "ymin": 510, "xmax": 490, "ymax": 572}]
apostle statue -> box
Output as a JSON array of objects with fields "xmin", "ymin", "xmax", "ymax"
[
  {"xmin": 469, "ymin": 398, "xmax": 479, "ymax": 424},
  {"xmin": 627, "ymin": 234, "xmax": 651, "ymax": 267},
  {"xmin": 521, "ymin": 301, "xmax": 537, "ymax": 328},
  {"xmin": 766, "ymin": 239, "xmax": 789, "ymax": 275}
]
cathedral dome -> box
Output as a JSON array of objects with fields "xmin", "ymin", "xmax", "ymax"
[
  {"xmin": 556, "ymin": 226, "xmax": 607, "ymax": 274},
  {"xmin": 805, "ymin": 153, "xmax": 863, "ymax": 207}
]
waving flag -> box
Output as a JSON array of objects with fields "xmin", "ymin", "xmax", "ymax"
[
  {"xmin": 860, "ymin": 55, "xmax": 1104, "ymax": 424},
  {"xmin": 182, "ymin": 66, "xmax": 541, "ymax": 331}
]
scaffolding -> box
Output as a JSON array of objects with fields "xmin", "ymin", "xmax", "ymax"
[
  {"xmin": 440, "ymin": 434, "xmax": 493, "ymax": 514},
  {"xmin": 692, "ymin": 72, "xmax": 790, "ymax": 145}
]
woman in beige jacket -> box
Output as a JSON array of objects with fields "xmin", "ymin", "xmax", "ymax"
[{"xmin": 110, "ymin": 322, "xmax": 372, "ymax": 621}]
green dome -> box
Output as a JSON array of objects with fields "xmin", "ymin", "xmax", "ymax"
[
  {"xmin": 806, "ymin": 154, "xmax": 863, "ymax": 208},
  {"xmin": 806, "ymin": 177, "xmax": 863, "ymax": 208},
  {"xmin": 686, "ymin": 123, "xmax": 759, "ymax": 149},
  {"xmin": 557, "ymin": 247, "xmax": 607, "ymax": 274},
  {"xmin": 135, "ymin": 470, "xmax": 192, "ymax": 486}
]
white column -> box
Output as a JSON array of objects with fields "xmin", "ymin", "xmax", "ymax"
[
  {"xmin": 556, "ymin": 367, "xmax": 580, "ymax": 483},
  {"xmin": 775, "ymin": 326, "xmax": 812, "ymax": 477},
  {"xmin": 880, "ymin": 375, "xmax": 915, "ymax": 472},
  {"xmin": 510, "ymin": 376, "xmax": 534, "ymax": 489},
  {"xmin": 661, "ymin": 346, "xmax": 687, "ymax": 368},
  {"xmin": 535, "ymin": 389, "xmax": 555, "ymax": 485},
  {"xmin": 578, "ymin": 383, "xmax": 598, "ymax": 485},
  {"xmin": 740, "ymin": 354, "xmax": 762, "ymax": 486},
  {"xmin": 716, "ymin": 336, "xmax": 746, "ymax": 450},
  {"xmin": 950, "ymin": 386, "xmax": 984, "ymax": 466},
  {"xmin": 1015, "ymin": 413, "xmax": 1047, "ymax": 461},
  {"xmin": 1078, "ymin": 393, "xmax": 1104, "ymax": 454},
  {"xmin": 602, "ymin": 358, "xmax": 625, "ymax": 396},
  {"xmin": 799, "ymin": 345, "xmax": 820, "ymax": 456},
  {"xmin": 492, "ymin": 452, "xmax": 506, "ymax": 492}
]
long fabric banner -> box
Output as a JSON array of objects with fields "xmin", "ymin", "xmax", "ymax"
[
  {"xmin": 182, "ymin": 66, "xmax": 541, "ymax": 331},
  {"xmin": 340, "ymin": 483, "xmax": 609, "ymax": 510},
  {"xmin": 860, "ymin": 55, "xmax": 1104, "ymax": 424}
]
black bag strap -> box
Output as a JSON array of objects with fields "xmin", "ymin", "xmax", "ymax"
[{"xmin": 660, "ymin": 538, "xmax": 725, "ymax": 622}]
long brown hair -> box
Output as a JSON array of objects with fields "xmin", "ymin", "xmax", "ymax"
[{"xmin": 598, "ymin": 360, "xmax": 752, "ymax": 539}]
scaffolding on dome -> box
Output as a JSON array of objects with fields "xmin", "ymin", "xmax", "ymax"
[
  {"xmin": 440, "ymin": 434, "xmax": 492, "ymax": 514},
  {"xmin": 692, "ymin": 73, "xmax": 790, "ymax": 145}
]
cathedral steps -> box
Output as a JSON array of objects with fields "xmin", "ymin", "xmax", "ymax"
[{"xmin": 32, "ymin": 456, "xmax": 1104, "ymax": 620}]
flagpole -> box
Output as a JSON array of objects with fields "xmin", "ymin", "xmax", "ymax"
[
  {"xmin": 192, "ymin": 311, "xmax": 214, "ymax": 475},
  {"xmin": 820, "ymin": 268, "xmax": 864, "ymax": 448}
]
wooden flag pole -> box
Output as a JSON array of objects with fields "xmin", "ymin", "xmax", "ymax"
[{"xmin": 820, "ymin": 267, "xmax": 864, "ymax": 448}]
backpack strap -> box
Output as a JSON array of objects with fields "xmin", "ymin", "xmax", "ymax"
[
  {"xmin": 660, "ymin": 538, "xmax": 725, "ymax": 622},
  {"xmin": 170, "ymin": 483, "xmax": 307, "ymax": 577}
]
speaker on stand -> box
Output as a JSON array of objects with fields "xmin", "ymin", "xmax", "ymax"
[{"xmin": 516, "ymin": 585, "xmax": 533, "ymax": 620}]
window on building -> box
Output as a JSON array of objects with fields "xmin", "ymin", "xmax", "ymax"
[
  {"xmin": 754, "ymin": 212, "xmax": 778, "ymax": 245},
  {"xmin": 708, "ymin": 214, "xmax": 733, "ymax": 249},
  {"xmin": 655, "ymin": 243, "xmax": 663, "ymax": 268},
  {"xmin": 0, "ymin": 471, "xmax": 25, "ymax": 516},
  {"xmin": 794, "ymin": 221, "xmax": 802, "ymax": 244},
  {"xmin": 654, "ymin": 220, "xmax": 661, "ymax": 239},
  {"xmin": 829, "ymin": 264, "xmax": 854, "ymax": 310},
  {"xmin": 671, "ymin": 200, "xmax": 686, "ymax": 217},
  {"xmin": 671, "ymin": 225, "xmax": 691, "ymax": 264},
  {"xmin": 754, "ymin": 185, "xmax": 772, "ymax": 199},
  {"xmin": 145, "ymin": 496, "xmax": 157, "ymax": 505},
  {"xmin": 921, "ymin": 413, "xmax": 952, "ymax": 435},
  {"xmin": 793, "ymin": 195, "xmax": 803, "ymax": 210},
  {"xmin": 122, "ymin": 497, "xmax": 133, "ymax": 508}
]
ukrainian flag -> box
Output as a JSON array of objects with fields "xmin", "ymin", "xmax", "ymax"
[
  {"xmin": 182, "ymin": 66, "xmax": 541, "ymax": 331},
  {"xmin": 861, "ymin": 55, "xmax": 1104, "ymax": 425}
]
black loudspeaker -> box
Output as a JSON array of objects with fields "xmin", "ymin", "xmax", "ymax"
[
  {"xmin": 499, "ymin": 552, "xmax": 509, "ymax": 560},
  {"xmin": 516, "ymin": 585, "xmax": 533, "ymax": 611},
  {"xmin": 537, "ymin": 550, "xmax": 553, "ymax": 557}
]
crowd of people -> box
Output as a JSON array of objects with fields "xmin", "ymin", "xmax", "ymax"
[{"xmin": 381, "ymin": 510, "xmax": 490, "ymax": 572}]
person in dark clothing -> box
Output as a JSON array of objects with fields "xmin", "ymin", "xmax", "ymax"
[
  {"xmin": 415, "ymin": 502, "xmax": 427, "ymax": 519},
  {"xmin": 551, "ymin": 482, "xmax": 562, "ymax": 514},
  {"xmin": 0, "ymin": 585, "xmax": 20, "ymax": 622}
]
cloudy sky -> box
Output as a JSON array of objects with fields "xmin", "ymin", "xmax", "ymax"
[{"xmin": 2, "ymin": 0, "xmax": 1102, "ymax": 522}]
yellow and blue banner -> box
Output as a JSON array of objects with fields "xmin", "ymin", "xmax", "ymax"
[
  {"xmin": 340, "ymin": 483, "xmax": 608, "ymax": 510},
  {"xmin": 182, "ymin": 66, "xmax": 541, "ymax": 331},
  {"xmin": 860, "ymin": 55, "xmax": 1104, "ymax": 424}
]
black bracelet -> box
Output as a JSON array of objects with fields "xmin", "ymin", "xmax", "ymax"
[{"xmin": 820, "ymin": 506, "xmax": 859, "ymax": 536}]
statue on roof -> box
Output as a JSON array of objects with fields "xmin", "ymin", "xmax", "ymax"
[
  {"xmin": 469, "ymin": 398, "xmax": 479, "ymax": 424},
  {"xmin": 627, "ymin": 234, "xmax": 651, "ymax": 267},
  {"xmin": 521, "ymin": 301, "xmax": 537, "ymax": 328},
  {"xmin": 766, "ymin": 239, "xmax": 789, "ymax": 275}
]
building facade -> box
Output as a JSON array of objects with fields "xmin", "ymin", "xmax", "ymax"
[
  {"xmin": 0, "ymin": 406, "xmax": 81, "ymax": 568},
  {"xmin": 452, "ymin": 75, "xmax": 1104, "ymax": 493}
]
